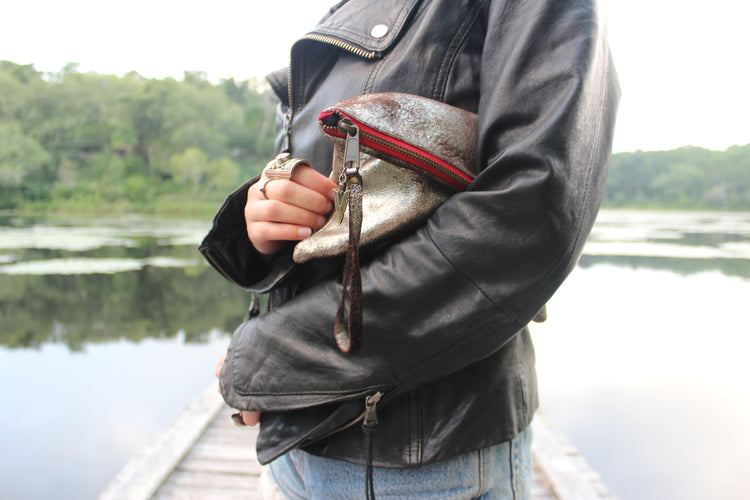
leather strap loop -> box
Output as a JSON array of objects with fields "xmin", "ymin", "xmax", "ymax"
[
  {"xmin": 334, "ymin": 170, "xmax": 363, "ymax": 353},
  {"xmin": 263, "ymin": 152, "xmax": 310, "ymax": 181}
]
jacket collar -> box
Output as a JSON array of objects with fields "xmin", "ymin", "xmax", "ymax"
[{"xmin": 305, "ymin": 0, "xmax": 422, "ymax": 56}]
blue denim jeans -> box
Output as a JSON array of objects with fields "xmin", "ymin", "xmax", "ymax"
[{"xmin": 265, "ymin": 423, "xmax": 533, "ymax": 500}]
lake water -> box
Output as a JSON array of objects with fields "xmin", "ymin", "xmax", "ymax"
[{"xmin": 1, "ymin": 210, "xmax": 749, "ymax": 500}]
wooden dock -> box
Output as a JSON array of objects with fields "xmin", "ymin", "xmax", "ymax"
[{"xmin": 100, "ymin": 384, "xmax": 615, "ymax": 500}]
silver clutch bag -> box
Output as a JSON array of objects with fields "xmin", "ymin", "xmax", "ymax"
[
  {"xmin": 293, "ymin": 92, "xmax": 478, "ymax": 264},
  {"xmin": 288, "ymin": 93, "xmax": 480, "ymax": 353}
]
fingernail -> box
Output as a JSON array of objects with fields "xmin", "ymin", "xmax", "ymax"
[
  {"xmin": 317, "ymin": 215, "xmax": 326, "ymax": 228},
  {"xmin": 298, "ymin": 227, "xmax": 313, "ymax": 238}
]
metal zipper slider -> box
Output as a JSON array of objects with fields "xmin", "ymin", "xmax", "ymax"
[
  {"xmin": 281, "ymin": 109, "xmax": 292, "ymax": 153},
  {"xmin": 340, "ymin": 119, "xmax": 360, "ymax": 167},
  {"xmin": 363, "ymin": 392, "xmax": 383, "ymax": 429},
  {"xmin": 333, "ymin": 119, "xmax": 361, "ymax": 222},
  {"xmin": 248, "ymin": 293, "xmax": 260, "ymax": 319}
]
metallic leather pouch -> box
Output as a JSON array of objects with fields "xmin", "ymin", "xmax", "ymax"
[
  {"xmin": 287, "ymin": 93, "xmax": 481, "ymax": 353},
  {"xmin": 282, "ymin": 93, "xmax": 544, "ymax": 353},
  {"xmin": 293, "ymin": 92, "xmax": 478, "ymax": 263}
]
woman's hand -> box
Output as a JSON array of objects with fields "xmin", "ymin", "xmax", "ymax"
[
  {"xmin": 246, "ymin": 164, "xmax": 336, "ymax": 256},
  {"xmin": 215, "ymin": 353, "xmax": 260, "ymax": 426}
]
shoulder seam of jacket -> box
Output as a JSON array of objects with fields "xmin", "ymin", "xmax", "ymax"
[{"xmin": 432, "ymin": 0, "xmax": 485, "ymax": 101}]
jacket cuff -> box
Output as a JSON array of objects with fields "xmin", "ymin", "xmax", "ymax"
[{"xmin": 199, "ymin": 178, "xmax": 296, "ymax": 291}]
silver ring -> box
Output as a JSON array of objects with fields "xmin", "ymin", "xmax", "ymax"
[{"xmin": 259, "ymin": 179, "xmax": 272, "ymax": 200}]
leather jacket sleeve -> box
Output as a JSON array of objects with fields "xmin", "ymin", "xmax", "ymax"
[{"xmin": 217, "ymin": 0, "xmax": 620, "ymax": 412}]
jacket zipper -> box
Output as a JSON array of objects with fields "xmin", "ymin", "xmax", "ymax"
[
  {"xmin": 302, "ymin": 33, "xmax": 379, "ymax": 59},
  {"xmin": 362, "ymin": 392, "xmax": 382, "ymax": 429},
  {"xmin": 320, "ymin": 112, "xmax": 473, "ymax": 190},
  {"xmin": 284, "ymin": 44, "xmax": 295, "ymax": 152},
  {"xmin": 312, "ymin": 390, "xmax": 385, "ymax": 442},
  {"xmin": 363, "ymin": 392, "xmax": 382, "ymax": 500},
  {"xmin": 285, "ymin": 34, "xmax": 379, "ymax": 153}
]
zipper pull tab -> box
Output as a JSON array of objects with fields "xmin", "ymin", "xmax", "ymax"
[
  {"xmin": 334, "ymin": 171, "xmax": 350, "ymax": 223},
  {"xmin": 363, "ymin": 392, "xmax": 382, "ymax": 429},
  {"xmin": 362, "ymin": 391, "xmax": 382, "ymax": 500},
  {"xmin": 333, "ymin": 119, "xmax": 360, "ymax": 223},
  {"xmin": 280, "ymin": 109, "xmax": 292, "ymax": 153}
]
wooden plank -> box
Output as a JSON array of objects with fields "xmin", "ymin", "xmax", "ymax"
[
  {"xmin": 104, "ymin": 378, "xmax": 616, "ymax": 500},
  {"xmin": 156, "ymin": 469, "xmax": 259, "ymax": 490},
  {"xmin": 189, "ymin": 441, "xmax": 258, "ymax": 461},
  {"xmin": 99, "ymin": 384, "xmax": 226, "ymax": 500},
  {"xmin": 177, "ymin": 456, "xmax": 264, "ymax": 476},
  {"xmin": 531, "ymin": 412, "xmax": 616, "ymax": 500},
  {"xmin": 200, "ymin": 428, "xmax": 256, "ymax": 444},
  {"xmin": 153, "ymin": 484, "xmax": 259, "ymax": 500},
  {"xmin": 151, "ymin": 404, "xmax": 265, "ymax": 500}
]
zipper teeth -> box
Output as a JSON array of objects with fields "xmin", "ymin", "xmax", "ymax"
[
  {"xmin": 364, "ymin": 130, "xmax": 469, "ymax": 187},
  {"xmin": 321, "ymin": 123, "xmax": 471, "ymax": 189},
  {"xmin": 286, "ymin": 55, "xmax": 294, "ymax": 153},
  {"xmin": 316, "ymin": 413, "xmax": 365, "ymax": 442},
  {"xmin": 313, "ymin": 390, "xmax": 384, "ymax": 442},
  {"xmin": 287, "ymin": 34, "xmax": 378, "ymax": 151},
  {"xmin": 303, "ymin": 33, "xmax": 379, "ymax": 59}
]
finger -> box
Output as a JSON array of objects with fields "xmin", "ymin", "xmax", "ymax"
[
  {"xmin": 252, "ymin": 179, "xmax": 333, "ymax": 216},
  {"xmin": 247, "ymin": 199, "xmax": 328, "ymax": 230},
  {"xmin": 247, "ymin": 221, "xmax": 315, "ymax": 245},
  {"xmin": 241, "ymin": 411, "xmax": 261, "ymax": 426},
  {"xmin": 290, "ymin": 164, "xmax": 337, "ymax": 200},
  {"xmin": 215, "ymin": 353, "xmax": 226, "ymax": 379}
]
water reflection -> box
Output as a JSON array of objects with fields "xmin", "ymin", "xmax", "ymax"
[
  {"xmin": 0, "ymin": 334, "xmax": 231, "ymax": 500},
  {"xmin": 579, "ymin": 254, "xmax": 750, "ymax": 278},
  {"xmin": 533, "ymin": 262, "xmax": 750, "ymax": 500},
  {"xmin": 0, "ymin": 266, "xmax": 247, "ymax": 349},
  {"xmin": 0, "ymin": 214, "xmax": 247, "ymax": 500},
  {"xmin": 0, "ymin": 215, "xmax": 248, "ymax": 349},
  {"xmin": 581, "ymin": 209, "xmax": 750, "ymax": 278},
  {"xmin": 2, "ymin": 210, "xmax": 749, "ymax": 500}
]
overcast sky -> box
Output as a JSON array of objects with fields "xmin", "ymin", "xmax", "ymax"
[{"xmin": 3, "ymin": 0, "xmax": 749, "ymax": 153}]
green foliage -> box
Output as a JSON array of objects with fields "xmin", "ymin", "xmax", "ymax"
[
  {"xmin": 0, "ymin": 60, "xmax": 276, "ymax": 212},
  {"xmin": 604, "ymin": 144, "xmax": 750, "ymax": 210},
  {"xmin": 3, "ymin": 60, "xmax": 748, "ymax": 212},
  {"xmin": 0, "ymin": 119, "xmax": 53, "ymax": 207},
  {"xmin": 166, "ymin": 147, "xmax": 240, "ymax": 193}
]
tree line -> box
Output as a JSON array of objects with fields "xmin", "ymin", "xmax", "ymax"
[
  {"xmin": 0, "ymin": 61, "xmax": 277, "ymax": 211},
  {"xmin": 1, "ymin": 60, "xmax": 749, "ymax": 212},
  {"xmin": 605, "ymin": 144, "xmax": 750, "ymax": 210}
]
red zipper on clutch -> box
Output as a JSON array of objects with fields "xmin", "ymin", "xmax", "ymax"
[{"xmin": 319, "ymin": 109, "xmax": 473, "ymax": 191}]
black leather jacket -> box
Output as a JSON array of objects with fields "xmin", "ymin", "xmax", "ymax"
[{"xmin": 201, "ymin": 0, "xmax": 619, "ymax": 468}]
